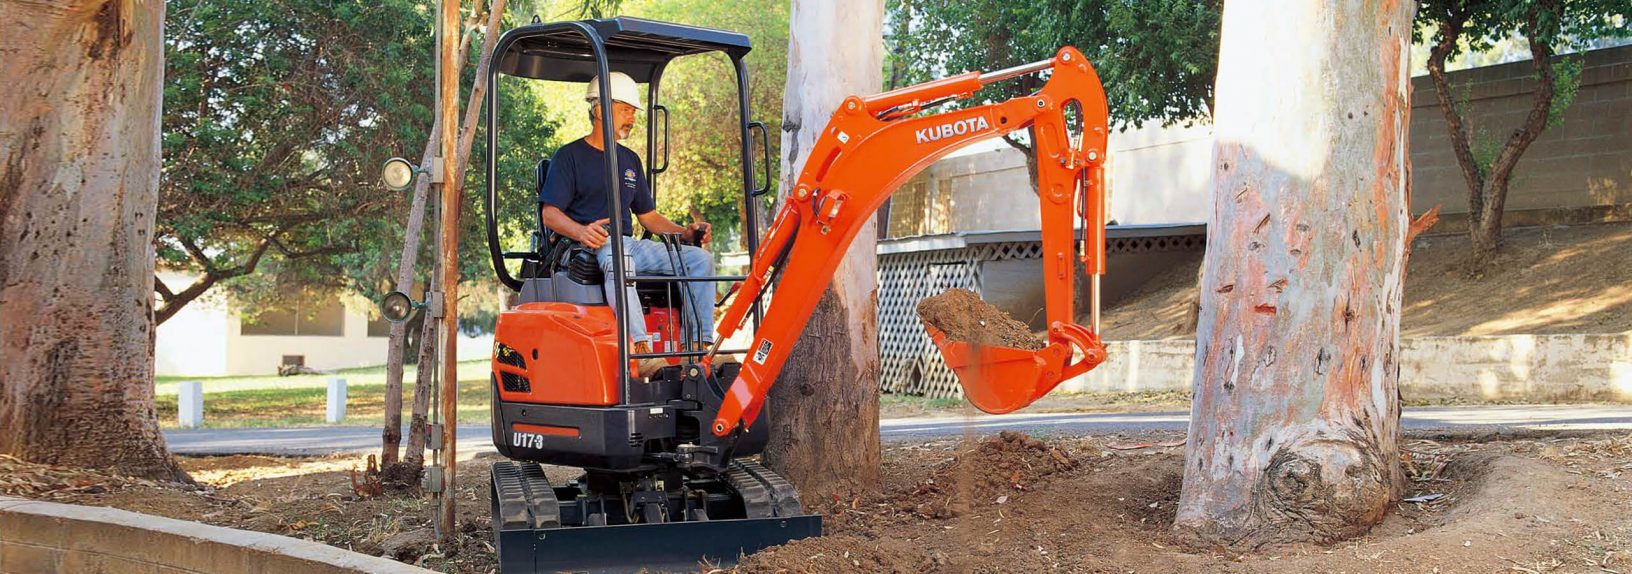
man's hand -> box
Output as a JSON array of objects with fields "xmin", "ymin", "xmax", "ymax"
[
  {"xmin": 576, "ymin": 218, "xmax": 611, "ymax": 249},
  {"xmin": 688, "ymin": 222, "xmax": 712, "ymax": 246}
]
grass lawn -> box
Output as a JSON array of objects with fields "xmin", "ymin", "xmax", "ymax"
[
  {"xmin": 154, "ymin": 363, "xmax": 982, "ymax": 428},
  {"xmin": 156, "ymin": 377, "xmax": 493, "ymax": 429},
  {"xmin": 155, "ymin": 360, "xmax": 493, "ymax": 428},
  {"xmin": 155, "ymin": 360, "xmax": 490, "ymax": 395}
]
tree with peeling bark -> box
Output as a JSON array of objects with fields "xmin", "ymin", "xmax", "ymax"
[
  {"xmin": 0, "ymin": 0, "xmax": 189, "ymax": 482},
  {"xmin": 1415, "ymin": 0, "xmax": 1630, "ymax": 271},
  {"xmin": 760, "ymin": 0, "xmax": 885, "ymax": 497},
  {"xmin": 1174, "ymin": 0, "xmax": 1415, "ymax": 548}
]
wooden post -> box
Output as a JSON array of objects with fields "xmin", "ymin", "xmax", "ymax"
[{"xmin": 436, "ymin": 0, "xmax": 461, "ymax": 541}]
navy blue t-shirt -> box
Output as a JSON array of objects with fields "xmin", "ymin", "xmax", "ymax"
[{"xmin": 538, "ymin": 138, "xmax": 655, "ymax": 236}]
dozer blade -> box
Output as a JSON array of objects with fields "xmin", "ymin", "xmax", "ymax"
[
  {"xmin": 491, "ymin": 461, "xmax": 821, "ymax": 573},
  {"xmin": 923, "ymin": 323, "xmax": 1106, "ymax": 414}
]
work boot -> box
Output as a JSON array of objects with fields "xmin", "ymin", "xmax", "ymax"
[{"xmin": 631, "ymin": 341, "xmax": 667, "ymax": 378}]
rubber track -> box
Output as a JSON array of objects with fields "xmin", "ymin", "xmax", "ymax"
[
  {"xmin": 725, "ymin": 461, "xmax": 774, "ymax": 519},
  {"xmin": 491, "ymin": 461, "xmax": 561, "ymax": 530},
  {"xmin": 727, "ymin": 460, "xmax": 805, "ymax": 518}
]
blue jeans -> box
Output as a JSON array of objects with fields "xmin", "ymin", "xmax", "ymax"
[{"xmin": 596, "ymin": 237, "xmax": 716, "ymax": 345}]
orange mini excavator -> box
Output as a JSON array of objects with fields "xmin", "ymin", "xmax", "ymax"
[{"xmin": 476, "ymin": 16, "xmax": 1109, "ymax": 573}]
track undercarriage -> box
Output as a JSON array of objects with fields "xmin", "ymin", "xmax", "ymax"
[{"xmin": 490, "ymin": 459, "xmax": 818, "ymax": 573}]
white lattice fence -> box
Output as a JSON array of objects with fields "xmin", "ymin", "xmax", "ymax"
[{"xmin": 876, "ymin": 241, "xmax": 1043, "ymax": 399}]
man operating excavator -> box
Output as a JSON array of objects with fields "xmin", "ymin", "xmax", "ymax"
[{"xmin": 537, "ymin": 72, "xmax": 718, "ymax": 376}]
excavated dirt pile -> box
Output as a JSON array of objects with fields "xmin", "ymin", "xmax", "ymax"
[
  {"xmin": 900, "ymin": 430, "xmax": 1081, "ymax": 519},
  {"xmin": 916, "ymin": 288, "xmax": 1046, "ymax": 350}
]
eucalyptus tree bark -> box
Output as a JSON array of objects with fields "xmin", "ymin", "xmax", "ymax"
[
  {"xmin": 761, "ymin": 0, "xmax": 884, "ymax": 497},
  {"xmin": 0, "ymin": 0, "xmax": 188, "ymax": 482},
  {"xmin": 1174, "ymin": 0, "xmax": 1413, "ymax": 548},
  {"xmin": 383, "ymin": 0, "xmax": 504, "ymax": 472}
]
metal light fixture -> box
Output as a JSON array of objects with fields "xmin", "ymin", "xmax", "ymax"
[
  {"xmin": 381, "ymin": 290, "xmax": 424, "ymax": 323},
  {"xmin": 381, "ymin": 157, "xmax": 419, "ymax": 191}
]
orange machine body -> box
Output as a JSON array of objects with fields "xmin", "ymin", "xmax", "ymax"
[{"xmin": 492, "ymin": 302, "xmax": 623, "ymax": 406}]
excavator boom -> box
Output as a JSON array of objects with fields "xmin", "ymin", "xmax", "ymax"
[{"xmin": 709, "ymin": 47, "xmax": 1111, "ymax": 437}]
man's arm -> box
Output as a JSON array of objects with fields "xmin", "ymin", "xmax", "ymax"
[
  {"xmin": 636, "ymin": 210, "xmax": 712, "ymax": 245},
  {"xmin": 542, "ymin": 205, "xmax": 610, "ymax": 249}
]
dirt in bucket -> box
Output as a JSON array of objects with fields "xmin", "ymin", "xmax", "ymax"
[{"xmin": 916, "ymin": 288, "xmax": 1046, "ymax": 350}]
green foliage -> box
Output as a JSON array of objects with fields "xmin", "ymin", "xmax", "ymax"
[
  {"xmin": 1415, "ymin": 0, "xmax": 1628, "ymax": 141},
  {"xmin": 886, "ymin": 0, "xmax": 1221, "ymax": 131},
  {"xmin": 160, "ymin": 0, "xmax": 560, "ymax": 322},
  {"xmin": 1546, "ymin": 56, "xmax": 1583, "ymax": 128},
  {"xmin": 160, "ymin": 0, "xmax": 432, "ymax": 312},
  {"xmin": 625, "ymin": 0, "xmax": 788, "ymax": 253},
  {"xmin": 1415, "ymin": 0, "xmax": 1631, "ymax": 61}
]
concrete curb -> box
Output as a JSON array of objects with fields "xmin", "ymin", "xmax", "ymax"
[
  {"xmin": 0, "ymin": 495, "xmax": 434, "ymax": 574},
  {"xmin": 1061, "ymin": 332, "xmax": 1632, "ymax": 402}
]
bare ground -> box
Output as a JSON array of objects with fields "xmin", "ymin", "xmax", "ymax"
[
  {"xmin": 3, "ymin": 430, "xmax": 1630, "ymax": 573},
  {"xmin": 1099, "ymin": 222, "xmax": 1632, "ymax": 340}
]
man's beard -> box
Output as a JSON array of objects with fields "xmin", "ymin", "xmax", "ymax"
[{"xmin": 616, "ymin": 124, "xmax": 633, "ymax": 140}]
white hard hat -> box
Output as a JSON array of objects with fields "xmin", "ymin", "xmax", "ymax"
[{"xmin": 585, "ymin": 72, "xmax": 644, "ymax": 111}]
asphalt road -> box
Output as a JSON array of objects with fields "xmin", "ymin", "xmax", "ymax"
[{"xmin": 163, "ymin": 405, "xmax": 1632, "ymax": 456}]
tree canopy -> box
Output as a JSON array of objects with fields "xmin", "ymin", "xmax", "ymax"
[
  {"xmin": 158, "ymin": 0, "xmax": 558, "ymax": 324},
  {"xmin": 887, "ymin": 0, "xmax": 1221, "ymax": 131},
  {"xmin": 885, "ymin": 0, "xmax": 1221, "ymax": 193}
]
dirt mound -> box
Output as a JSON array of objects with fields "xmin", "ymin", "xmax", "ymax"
[
  {"xmin": 917, "ymin": 288, "xmax": 1046, "ymax": 350},
  {"xmin": 738, "ymin": 433, "xmax": 1632, "ymax": 574},
  {"xmin": 899, "ymin": 430, "xmax": 1081, "ymax": 519}
]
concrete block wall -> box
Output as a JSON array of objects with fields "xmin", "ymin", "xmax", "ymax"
[
  {"xmin": 0, "ymin": 496, "xmax": 433, "ymax": 574},
  {"xmin": 1410, "ymin": 45, "xmax": 1632, "ymax": 229},
  {"xmin": 1059, "ymin": 332, "xmax": 1632, "ymax": 403},
  {"xmin": 884, "ymin": 46, "xmax": 1632, "ymax": 239}
]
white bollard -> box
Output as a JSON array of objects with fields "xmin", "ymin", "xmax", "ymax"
[
  {"xmin": 178, "ymin": 381, "xmax": 204, "ymax": 429},
  {"xmin": 326, "ymin": 377, "xmax": 347, "ymax": 423}
]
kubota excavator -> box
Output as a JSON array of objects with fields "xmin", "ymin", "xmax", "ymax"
[{"xmin": 477, "ymin": 16, "xmax": 1108, "ymax": 573}]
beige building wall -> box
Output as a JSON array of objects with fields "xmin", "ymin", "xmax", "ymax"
[
  {"xmin": 886, "ymin": 122, "xmax": 1216, "ymax": 236},
  {"xmin": 223, "ymin": 303, "xmax": 388, "ymax": 376},
  {"xmin": 154, "ymin": 272, "xmax": 230, "ymax": 376},
  {"xmin": 154, "ymin": 272, "xmax": 392, "ymax": 376}
]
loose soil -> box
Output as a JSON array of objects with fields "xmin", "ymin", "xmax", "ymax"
[
  {"xmin": 919, "ymin": 288, "xmax": 1047, "ymax": 350},
  {"xmin": 1100, "ymin": 222, "xmax": 1632, "ymax": 340},
  {"xmin": 4, "ymin": 430, "xmax": 1629, "ymax": 573}
]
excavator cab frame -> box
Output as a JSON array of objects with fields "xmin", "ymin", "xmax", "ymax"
[{"xmin": 481, "ymin": 17, "xmax": 811, "ymax": 573}]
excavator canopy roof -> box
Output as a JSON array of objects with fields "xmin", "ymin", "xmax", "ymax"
[{"xmin": 495, "ymin": 17, "xmax": 752, "ymax": 83}]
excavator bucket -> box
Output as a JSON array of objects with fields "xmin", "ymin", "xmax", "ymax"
[{"xmin": 923, "ymin": 324, "xmax": 1105, "ymax": 414}]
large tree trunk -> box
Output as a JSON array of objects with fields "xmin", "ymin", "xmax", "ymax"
[
  {"xmin": 760, "ymin": 0, "xmax": 884, "ymax": 498},
  {"xmin": 1173, "ymin": 0, "xmax": 1413, "ymax": 548},
  {"xmin": 0, "ymin": 0, "xmax": 188, "ymax": 482}
]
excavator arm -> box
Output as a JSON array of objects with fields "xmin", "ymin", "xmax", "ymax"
[{"xmin": 707, "ymin": 47, "xmax": 1110, "ymax": 437}]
